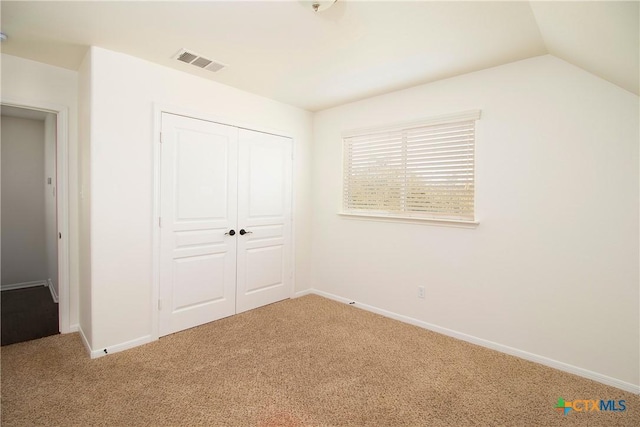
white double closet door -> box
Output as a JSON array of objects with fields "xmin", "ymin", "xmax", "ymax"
[{"xmin": 159, "ymin": 113, "xmax": 292, "ymax": 337}]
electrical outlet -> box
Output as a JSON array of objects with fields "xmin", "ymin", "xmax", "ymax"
[{"xmin": 418, "ymin": 286, "xmax": 425, "ymax": 299}]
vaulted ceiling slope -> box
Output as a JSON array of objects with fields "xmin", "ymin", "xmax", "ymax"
[{"xmin": 1, "ymin": 1, "xmax": 638, "ymax": 111}]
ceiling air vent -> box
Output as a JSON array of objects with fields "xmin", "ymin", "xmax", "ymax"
[{"xmin": 173, "ymin": 49, "xmax": 227, "ymax": 73}]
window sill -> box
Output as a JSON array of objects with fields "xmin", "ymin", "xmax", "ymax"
[{"xmin": 338, "ymin": 212, "xmax": 479, "ymax": 228}]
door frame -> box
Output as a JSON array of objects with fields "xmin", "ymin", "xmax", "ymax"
[
  {"xmin": 151, "ymin": 104, "xmax": 296, "ymax": 341},
  {"xmin": 1, "ymin": 98, "xmax": 72, "ymax": 333}
]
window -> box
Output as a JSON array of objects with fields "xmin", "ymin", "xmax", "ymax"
[{"xmin": 342, "ymin": 110, "xmax": 480, "ymax": 223}]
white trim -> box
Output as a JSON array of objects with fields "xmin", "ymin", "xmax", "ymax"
[
  {"xmin": 293, "ymin": 289, "xmax": 314, "ymax": 298},
  {"xmin": 69, "ymin": 323, "xmax": 79, "ymax": 333},
  {"xmin": 301, "ymin": 289, "xmax": 640, "ymax": 395},
  {"xmin": 47, "ymin": 278, "xmax": 59, "ymax": 303},
  {"xmin": 152, "ymin": 103, "xmax": 293, "ymax": 140},
  {"xmin": 342, "ymin": 109, "xmax": 481, "ymax": 138},
  {"xmin": 91, "ymin": 335, "xmax": 154, "ymax": 359},
  {"xmin": 78, "ymin": 326, "xmax": 153, "ymax": 359},
  {"xmin": 56, "ymin": 106, "xmax": 71, "ymax": 334},
  {"xmin": 78, "ymin": 326, "xmax": 92, "ymax": 357},
  {"xmin": 288, "ymin": 137, "xmax": 297, "ymax": 301},
  {"xmin": 0, "ymin": 280, "xmax": 47, "ymax": 291},
  {"xmin": 150, "ymin": 106, "xmax": 162, "ymax": 343},
  {"xmin": 0, "ymin": 98, "xmax": 71, "ymax": 334},
  {"xmin": 338, "ymin": 212, "xmax": 479, "ymax": 228}
]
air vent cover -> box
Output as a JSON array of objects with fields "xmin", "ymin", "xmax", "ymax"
[{"xmin": 173, "ymin": 49, "xmax": 227, "ymax": 73}]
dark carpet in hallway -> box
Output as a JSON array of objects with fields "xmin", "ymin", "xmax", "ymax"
[{"xmin": 1, "ymin": 286, "xmax": 58, "ymax": 346}]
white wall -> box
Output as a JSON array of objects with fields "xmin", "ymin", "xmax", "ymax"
[
  {"xmin": 1, "ymin": 116, "xmax": 47, "ymax": 284},
  {"xmin": 311, "ymin": 55, "xmax": 639, "ymax": 387},
  {"xmin": 44, "ymin": 113, "xmax": 58, "ymax": 295},
  {"xmin": 1, "ymin": 54, "xmax": 79, "ymax": 327},
  {"xmin": 84, "ymin": 47, "xmax": 313, "ymax": 351}
]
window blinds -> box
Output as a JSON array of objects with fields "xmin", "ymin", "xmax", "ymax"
[{"xmin": 343, "ymin": 114, "xmax": 477, "ymax": 221}]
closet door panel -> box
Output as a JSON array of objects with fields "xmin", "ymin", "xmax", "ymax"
[
  {"xmin": 159, "ymin": 113, "xmax": 238, "ymax": 336},
  {"xmin": 236, "ymin": 129, "xmax": 293, "ymax": 313}
]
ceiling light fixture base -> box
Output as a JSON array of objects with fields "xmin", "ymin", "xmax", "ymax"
[{"xmin": 310, "ymin": 0, "xmax": 337, "ymax": 13}]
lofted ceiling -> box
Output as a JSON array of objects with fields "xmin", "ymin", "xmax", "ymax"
[{"xmin": 1, "ymin": 1, "xmax": 638, "ymax": 111}]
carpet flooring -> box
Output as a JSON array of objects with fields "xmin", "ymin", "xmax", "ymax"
[
  {"xmin": 1, "ymin": 286, "xmax": 59, "ymax": 346},
  {"xmin": 1, "ymin": 295, "xmax": 638, "ymax": 426}
]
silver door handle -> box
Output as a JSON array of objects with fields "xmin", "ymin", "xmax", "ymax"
[{"xmin": 239, "ymin": 229, "xmax": 252, "ymax": 236}]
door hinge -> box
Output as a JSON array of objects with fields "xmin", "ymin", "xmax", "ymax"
[
  {"xmin": 158, "ymin": 299, "xmax": 162, "ymax": 310},
  {"xmin": 159, "ymin": 132, "xmax": 163, "ymax": 143},
  {"xmin": 158, "ymin": 217, "xmax": 162, "ymax": 227}
]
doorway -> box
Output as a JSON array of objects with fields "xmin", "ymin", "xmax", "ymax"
[{"xmin": 1, "ymin": 103, "xmax": 68, "ymax": 344}]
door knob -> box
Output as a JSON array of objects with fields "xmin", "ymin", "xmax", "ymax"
[
  {"xmin": 225, "ymin": 229, "xmax": 236, "ymax": 236},
  {"xmin": 239, "ymin": 229, "xmax": 253, "ymax": 236}
]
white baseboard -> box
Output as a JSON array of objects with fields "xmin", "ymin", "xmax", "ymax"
[
  {"xmin": 69, "ymin": 323, "xmax": 79, "ymax": 333},
  {"xmin": 1, "ymin": 280, "xmax": 47, "ymax": 291},
  {"xmin": 299, "ymin": 289, "xmax": 640, "ymax": 395},
  {"xmin": 78, "ymin": 327, "xmax": 153, "ymax": 359},
  {"xmin": 47, "ymin": 278, "xmax": 59, "ymax": 303},
  {"xmin": 78, "ymin": 326, "xmax": 92, "ymax": 357},
  {"xmin": 293, "ymin": 289, "xmax": 314, "ymax": 298}
]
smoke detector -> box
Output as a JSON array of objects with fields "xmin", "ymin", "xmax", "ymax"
[{"xmin": 173, "ymin": 49, "xmax": 226, "ymax": 73}]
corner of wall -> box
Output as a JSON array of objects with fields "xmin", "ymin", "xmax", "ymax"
[{"xmin": 78, "ymin": 48, "xmax": 94, "ymax": 348}]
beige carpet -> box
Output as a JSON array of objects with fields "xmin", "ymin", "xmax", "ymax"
[{"xmin": 1, "ymin": 295, "xmax": 638, "ymax": 426}]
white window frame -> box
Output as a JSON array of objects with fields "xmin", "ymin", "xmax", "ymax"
[{"xmin": 340, "ymin": 110, "xmax": 480, "ymax": 226}]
